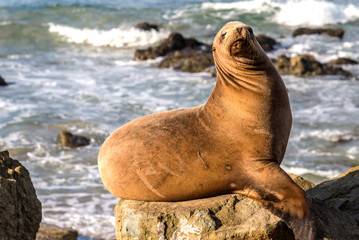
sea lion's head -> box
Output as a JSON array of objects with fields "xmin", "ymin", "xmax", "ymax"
[{"xmin": 212, "ymin": 21, "xmax": 268, "ymax": 72}]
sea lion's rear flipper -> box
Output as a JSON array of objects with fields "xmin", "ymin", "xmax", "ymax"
[{"xmin": 234, "ymin": 161, "xmax": 309, "ymax": 219}]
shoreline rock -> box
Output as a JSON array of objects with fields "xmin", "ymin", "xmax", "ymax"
[
  {"xmin": 293, "ymin": 27, "xmax": 345, "ymax": 39},
  {"xmin": 256, "ymin": 34, "xmax": 278, "ymax": 52},
  {"xmin": 274, "ymin": 54, "xmax": 355, "ymax": 78},
  {"xmin": 0, "ymin": 150, "xmax": 42, "ymax": 240},
  {"xmin": 57, "ymin": 130, "xmax": 90, "ymax": 148},
  {"xmin": 158, "ymin": 49, "xmax": 214, "ymax": 73},
  {"xmin": 135, "ymin": 32, "xmax": 208, "ymax": 61}
]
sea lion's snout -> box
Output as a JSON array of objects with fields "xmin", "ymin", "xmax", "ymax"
[
  {"xmin": 227, "ymin": 25, "xmax": 258, "ymax": 57},
  {"xmin": 235, "ymin": 26, "xmax": 253, "ymax": 40}
]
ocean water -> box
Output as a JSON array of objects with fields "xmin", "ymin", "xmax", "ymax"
[{"xmin": 1, "ymin": 0, "xmax": 359, "ymax": 238}]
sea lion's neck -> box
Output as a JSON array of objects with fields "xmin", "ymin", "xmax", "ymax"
[
  {"xmin": 214, "ymin": 56, "xmax": 273, "ymax": 92},
  {"xmin": 200, "ymin": 58, "xmax": 284, "ymax": 128}
]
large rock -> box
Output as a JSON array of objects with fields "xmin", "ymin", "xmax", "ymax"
[
  {"xmin": 57, "ymin": 130, "xmax": 90, "ymax": 148},
  {"xmin": 274, "ymin": 54, "xmax": 355, "ymax": 78},
  {"xmin": 292, "ymin": 28, "xmax": 345, "ymax": 39},
  {"xmin": 36, "ymin": 224, "xmax": 78, "ymax": 240},
  {"xmin": 307, "ymin": 166, "xmax": 359, "ymax": 225},
  {"xmin": 256, "ymin": 34, "xmax": 278, "ymax": 52},
  {"xmin": 0, "ymin": 150, "xmax": 42, "ymax": 240},
  {"xmin": 115, "ymin": 194, "xmax": 295, "ymax": 240},
  {"xmin": 135, "ymin": 32, "xmax": 207, "ymax": 61},
  {"xmin": 114, "ymin": 174, "xmax": 359, "ymax": 240},
  {"xmin": 158, "ymin": 49, "xmax": 214, "ymax": 73}
]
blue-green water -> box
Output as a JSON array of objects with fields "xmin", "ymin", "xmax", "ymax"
[{"xmin": 1, "ymin": 0, "xmax": 359, "ymax": 238}]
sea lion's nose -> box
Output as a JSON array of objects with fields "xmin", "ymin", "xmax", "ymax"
[{"xmin": 237, "ymin": 27, "xmax": 243, "ymax": 35}]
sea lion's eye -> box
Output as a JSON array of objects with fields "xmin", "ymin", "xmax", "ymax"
[{"xmin": 221, "ymin": 32, "xmax": 227, "ymax": 39}]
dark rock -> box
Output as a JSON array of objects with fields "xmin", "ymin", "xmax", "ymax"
[
  {"xmin": 0, "ymin": 150, "xmax": 42, "ymax": 240},
  {"xmin": 292, "ymin": 28, "xmax": 345, "ymax": 39},
  {"xmin": 114, "ymin": 173, "xmax": 359, "ymax": 240},
  {"xmin": 302, "ymin": 197, "xmax": 359, "ymax": 240},
  {"xmin": 57, "ymin": 131, "xmax": 90, "ymax": 148},
  {"xmin": 256, "ymin": 34, "xmax": 278, "ymax": 52},
  {"xmin": 158, "ymin": 48, "xmax": 214, "ymax": 73},
  {"xmin": 328, "ymin": 57, "xmax": 358, "ymax": 65},
  {"xmin": 134, "ymin": 32, "xmax": 207, "ymax": 61},
  {"xmin": 275, "ymin": 54, "xmax": 355, "ymax": 78},
  {"xmin": 0, "ymin": 75, "xmax": 8, "ymax": 86},
  {"xmin": 135, "ymin": 22, "xmax": 159, "ymax": 32},
  {"xmin": 36, "ymin": 224, "xmax": 78, "ymax": 240},
  {"xmin": 307, "ymin": 166, "xmax": 359, "ymax": 225}
]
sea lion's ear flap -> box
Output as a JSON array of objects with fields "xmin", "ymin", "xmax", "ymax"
[{"xmin": 212, "ymin": 46, "xmax": 216, "ymax": 52}]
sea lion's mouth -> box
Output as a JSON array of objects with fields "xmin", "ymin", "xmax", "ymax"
[
  {"xmin": 230, "ymin": 38, "xmax": 246, "ymax": 56},
  {"xmin": 232, "ymin": 38, "xmax": 244, "ymax": 46}
]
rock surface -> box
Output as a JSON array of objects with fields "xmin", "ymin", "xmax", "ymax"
[
  {"xmin": 256, "ymin": 34, "xmax": 277, "ymax": 52},
  {"xmin": 0, "ymin": 75, "xmax": 7, "ymax": 86},
  {"xmin": 36, "ymin": 224, "xmax": 78, "ymax": 240},
  {"xmin": 328, "ymin": 57, "xmax": 358, "ymax": 65},
  {"xmin": 292, "ymin": 28, "xmax": 345, "ymax": 39},
  {"xmin": 274, "ymin": 54, "xmax": 355, "ymax": 78},
  {"xmin": 307, "ymin": 166, "xmax": 359, "ymax": 225},
  {"xmin": 135, "ymin": 32, "xmax": 207, "ymax": 61},
  {"xmin": 158, "ymin": 49, "xmax": 214, "ymax": 73},
  {"xmin": 288, "ymin": 174, "xmax": 315, "ymax": 191},
  {"xmin": 57, "ymin": 130, "xmax": 90, "ymax": 148},
  {"xmin": 0, "ymin": 150, "xmax": 42, "ymax": 240},
  {"xmin": 114, "ymin": 174, "xmax": 359, "ymax": 240},
  {"xmin": 115, "ymin": 194, "xmax": 295, "ymax": 240},
  {"xmin": 135, "ymin": 22, "xmax": 159, "ymax": 32}
]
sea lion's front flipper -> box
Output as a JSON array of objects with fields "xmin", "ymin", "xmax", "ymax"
[
  {"xmin": 234, "ymin": 161, "xmax": 309, "ymax": 219},
  {"xmin": 233, "ymin": 161, "xmax": 316, "ymax": 239}
]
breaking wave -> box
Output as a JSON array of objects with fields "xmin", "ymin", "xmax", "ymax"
[{"xmin": 48, "ymin": 23, "xmax": 170, "ymax": 48}]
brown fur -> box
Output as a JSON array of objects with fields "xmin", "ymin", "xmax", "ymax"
[{"xmin": 98, "ymin": 21, "xmax": 308, "ymax": 219}]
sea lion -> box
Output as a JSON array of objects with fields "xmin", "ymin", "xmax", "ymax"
[{"xmin": 98, "ymin": 21, "xmax": 308, "ymax": 219}]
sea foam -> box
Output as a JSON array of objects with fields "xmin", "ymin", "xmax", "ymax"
[
  {"xmin": 201, "ymin": 0, "xmax": 359, "ymax": 26},
  {"xmin": 275, "ymin": 0, "xmax": 359, "ymax": 26},
  {"xmin": 48, "ymin": 23, "xmax": 169, "ymax": 48}
]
